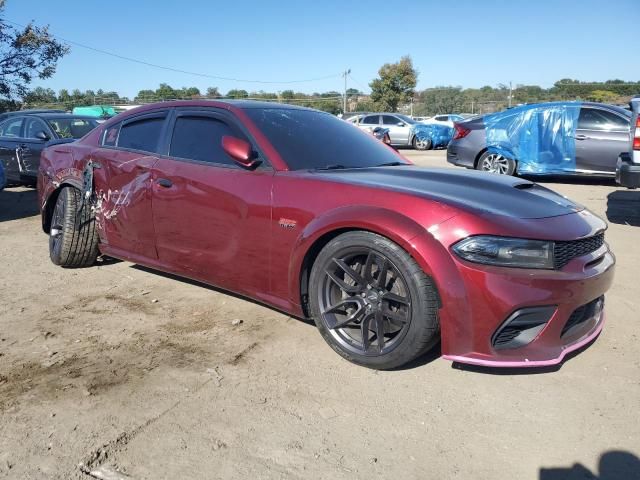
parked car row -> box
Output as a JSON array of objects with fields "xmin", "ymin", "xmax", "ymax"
[
  {"xmin": 0, "ymin": 112, "xmax": 98, "ymax": 185},
  {"xmin": 347, "ymin": 113, "xmax": 453, "ymax": 150},
  {"xmin": 447, "ymin": 101, "xmax": 634, "ymax": 180}
]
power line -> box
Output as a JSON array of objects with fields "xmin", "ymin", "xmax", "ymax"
[{"xmin": 4, "ymin": 19, "xmax": 341, "ymax": 85}]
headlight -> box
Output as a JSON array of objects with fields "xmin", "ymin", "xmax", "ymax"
[{"xmin": 452, "ymin": 236, "xmax": 554, "ymax": 269}]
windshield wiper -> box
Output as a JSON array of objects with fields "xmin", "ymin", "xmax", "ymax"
[{"xmin": 376, "ymin": 161, "xmax": 410, "ymax": 167}]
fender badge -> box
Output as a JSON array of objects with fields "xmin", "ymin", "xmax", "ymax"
[{"xmin": 278, "ymin": 218, "xmax": 297, "ymax": 229}]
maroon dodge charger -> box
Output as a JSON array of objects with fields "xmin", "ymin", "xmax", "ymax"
[{"xmin": 37, "ymin": 101, "xmax": 615, "ymax": 370}]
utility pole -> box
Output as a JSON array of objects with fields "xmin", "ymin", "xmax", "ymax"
[
  {"xmin": 410, "ymin": 98, "xmax": 414, "ymax": 117},
  {"xmin": 508, "ymin": 81, "xmax": 512, "ymax": 108},
  {"xmin": 342, "ymin": 69, "xmax": 351, "ymax": 114}
]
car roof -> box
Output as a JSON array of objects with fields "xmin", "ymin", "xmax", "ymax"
[{"xmin": 24, "ymin": 113, "xmax": 98, "ymax": 120}]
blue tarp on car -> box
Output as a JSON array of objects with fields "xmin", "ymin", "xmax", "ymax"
[
  {"xmin": 411, "ymin": 123, "xmax": 454, "ymax": 148},
  {"xmin": 484, "ymin": 102, "xmax": 581, "ymax": 174}
]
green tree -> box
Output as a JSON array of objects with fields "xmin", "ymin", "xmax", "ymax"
[
  {"xmin": 0, "ymin": 0, "xmax": 69, "ymax": 100},
  {"xmin": 156, "ymin": 83, "xmax": 177, "ymax": 100},
  {"xmin": 226, "ymin": 89, "xmax": 248, "ymax": 99},
  {"xmin": 206, "ymin": 87, "xmax": 221, "ymax": 98},
  {"xmin": 369, "ymin": 55, "xmax": 417, "ymax": 112},
  {"xmin": 587, "ymin": 90, "xmax": 619, "ymax": 103},
  {"xmin": 23, "ymin": 86, "xmax": 56, "ymax": 105}
]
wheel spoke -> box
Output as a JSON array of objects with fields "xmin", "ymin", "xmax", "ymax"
[
  {"xmin": 382, "ymin": 305, "xmax": 409, "ymax": 326},
  {"xmin": 363, "ymin": 251, "xmax": 375, "ymax": 284},
  {"xmin": 374, "ymin": 310, "xmax": 385, "ymax": 352},
  {"xmin": 326, "ymin": 269, "xmax": 361, "ymax": 294},
  {"xmin": 382, "ymin": 291, "xmax": 409, "ymax": 306},
  {"xmin": 376, "ymin": 258, "xmax": 388, "ymax": 289},
  {"xmin": 324, "ymin": 298, "xmax": 365, "ymax": 329},
  {"xmin": 332, "ymin": 258, "xmax": 366, "ymax": 288},
  {"xmin": 361, "ymin": 313, "xmax": 372, "ymax": 352}
]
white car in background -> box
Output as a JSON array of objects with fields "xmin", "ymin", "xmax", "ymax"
[{"xmin": 423, "ymin": 114, "xmax": 464, "ymax": 128}]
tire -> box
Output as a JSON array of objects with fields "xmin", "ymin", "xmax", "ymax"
[
  {"xmin": 412, "ymin": 135, "xmax": 432, "ymax": 151},
  {"xmin": 49, "ymin": 186, "xmax": 99, "ymax": 268},
  {"xmin": 309, "ymin": 231, "xmax": 439, "ymax": 370},
  {"xmin": 476, "ymin": 151, "xmax": 517, "ymax": 176}
]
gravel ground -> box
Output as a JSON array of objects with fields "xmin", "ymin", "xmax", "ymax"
[{"xmin": 1, "ymin": 150, "xmax": 639, "ymax": 480}]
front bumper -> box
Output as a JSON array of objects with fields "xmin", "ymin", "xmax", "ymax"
[
  {"xmin": 616, "ymin": 152, "xmax": 640, "ymax": 189},
  {"xmin": 440, "ymin": 242, "xmax": 615, "ymax": 368}
]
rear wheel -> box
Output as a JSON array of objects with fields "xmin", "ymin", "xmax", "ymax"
[
  {"xmin": 49, "ymin": 186, "xmax": 99, "ymax": 268},
  {"xmin": 309, "ymin": 231, "xmax": 439, "ymax": 370},
  {"xmin": 412, "ymin": 135, "xmax": 432, "ymax": 151},
  {"xmin": 476, "ymin": 151, "xmax": 516, "ymax": 175}
]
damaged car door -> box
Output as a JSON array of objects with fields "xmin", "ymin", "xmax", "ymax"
[
  {"xmin": 150, "ymin": 109, "xmax": 273, "ymax": 296},
  {"xmin": 20, "ymin": 116, "xmax": 55, "ymax": 179},
  {"xmin": 0, "ymin": 117, "xmax": 25, "ymax": 183},
  {"xmin": 90, "ymin": 110, "xmax": 168, "ymax": 260}
]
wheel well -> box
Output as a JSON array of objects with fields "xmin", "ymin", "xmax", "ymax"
[
  {"xmin": 298, "ymin": 227, "xmax": 442, "ymax": 317},
  {"xmin": 474, "ymin": 148, "xmax": 518, "ymax": 170},
  {"xmin": 42, "ymin": 187, "xmax": 63, "ymax": 233},
  {"xmin": 299, "ymin": 228, "xmax": 362, "ymax": 317},
  {"xmin": 474, "ymin": 148, "xmax": 488, "ymax": 168}
]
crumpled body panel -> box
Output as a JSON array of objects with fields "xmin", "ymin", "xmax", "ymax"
[
  {"xmin": 411, "ymin": 124, "xmax": 454, "ymax": 148},
  {"xmin": 484, "ymin": 102, "xmax": 581, "ymax": 174}
]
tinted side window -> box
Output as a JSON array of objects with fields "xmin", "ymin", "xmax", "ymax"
[
  {"xmin": 362, "ymin": 115, "xmax": 379, "ymax": 125},
  {"xmin": 382, "ymin": 115, "xmax": 399, "ymax": 125},
  {"xmin": 25, "ymin": 118, "xmax": 49, "ymax": 139},
  {"xmin": 117, "ymin": 117, "xmax": 164, "ymax": 153},
  {"xmin": 0, "ymin": 118, "xmax": 23, "ymax": 137},
  {"xmin": 169, "ymin": 116, "xmax": 239, "ymax": 165},
  {"xmin": 578, "ymin": 108, "xmax": 628, "ymax": 131}
]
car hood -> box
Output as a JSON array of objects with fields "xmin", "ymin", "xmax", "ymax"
[{"xmin": 310, "ymin": 166, "xmax": 584, "ymax": 219}]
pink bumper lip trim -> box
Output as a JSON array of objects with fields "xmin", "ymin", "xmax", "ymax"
[{"xmin": 441, "ymin": 313, "xmax": 605, "ymax": 368}]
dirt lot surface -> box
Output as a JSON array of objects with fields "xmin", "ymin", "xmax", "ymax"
[{"xmin": 1, "ymin": 150, "xmax": 639, "ymax": 480}]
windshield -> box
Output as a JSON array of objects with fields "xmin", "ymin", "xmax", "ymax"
[
  {"xmin": 47, "ymin": 117, "xmax": 98, "ymax": 139},
  {"xmin": 244, "ymin": 108, "xmax": 409, "ymax": 170}
]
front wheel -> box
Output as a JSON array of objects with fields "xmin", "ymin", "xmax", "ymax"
[
  {"xmin": 49, "ymin": 186, "xmax": 99, "ymax": 268},
  {"xmin": 309, "ymin": 231, "xmax": 439, "ymax": 369},
  {"xmin": 412, "ymin": 135, "xmax": 432, "ymax": 151},
  {"xmin": 476, "ymin": 151, "xmax": 517, "ymax": 175}
]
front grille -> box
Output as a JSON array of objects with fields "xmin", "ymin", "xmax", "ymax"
[
  {"xmin": 554, "ymin": 233, "xmax": 605, "ymax": 269},
  {"xmin": 561, "ymin": 296, "xmax": 604, "ymax": 338}
]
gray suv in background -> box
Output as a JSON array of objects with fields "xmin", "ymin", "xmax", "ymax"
[
  {"xmin": 447, "ymin": 102, "xmax": 631, "ymax": 176},
  {"xmin": 353, "ymin": 113, "xmax": 427, "ymax": 148}
]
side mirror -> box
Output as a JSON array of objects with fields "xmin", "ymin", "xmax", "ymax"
[
  {"xmin": 35, "ymin": 131, "xmax": 50, "ymax": 141},
  {"xmin": 397, "ymin": 122, "xmax": 406, "ymax": 127},
  {"xmin": 222, "ymin": 135, "xmax": 260, "ymax": 168}
]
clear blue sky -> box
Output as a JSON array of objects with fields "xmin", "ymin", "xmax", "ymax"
[{"xmin": 5, "ymin": 0, "xmax": 640, "ymax": 98}]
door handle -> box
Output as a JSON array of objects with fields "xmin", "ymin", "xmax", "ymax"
[
  {"xmin": 156, "ymin": 178, "xmax": 173, "ymax": 188},
  {"xmin": 575, "ymin": 134, "xmax": 588, "ymax": 140}
]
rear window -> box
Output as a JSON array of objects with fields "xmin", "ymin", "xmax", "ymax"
[
  {"xmin": 244, "ymin": 108, "xmax": 406, "ymax": 170},
  {"xmin": 117, "ymin": 117, "xmax": 164, "ymax": 153},
  {"xmin": 578, "ymin": 108, "xmax": 628, "ymax": 131}
]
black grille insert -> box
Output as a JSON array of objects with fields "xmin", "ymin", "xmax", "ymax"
[
  {"xmin": 554, "ymin": 233, "xmax": 605, "ymax": 269},
  {"xmin": 492, "ymin": 306, "xmax": 557, "ymax": 350},
  {"xmin": 561, "ymin": 296, "xmax": 604, "ymax": 338}
]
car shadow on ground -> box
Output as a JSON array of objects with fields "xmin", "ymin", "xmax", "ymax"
[
  {"xmin": 540, "ymin": 450, "xmax": 640, "ymax": 480},
  {"xmin": 449, "ymin": 330, "xmax": 601, "ymax": 376},
  {"xmin": 129, "ymin": 264, "xmax": 316, "ymax": 327},
  {"xmin": 0, "ymin": 187, "xmax": 39, "ymax": 223},
  {"xmin": 606, "ymin": 190, "xmax": 640, "ymax": 227}
]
